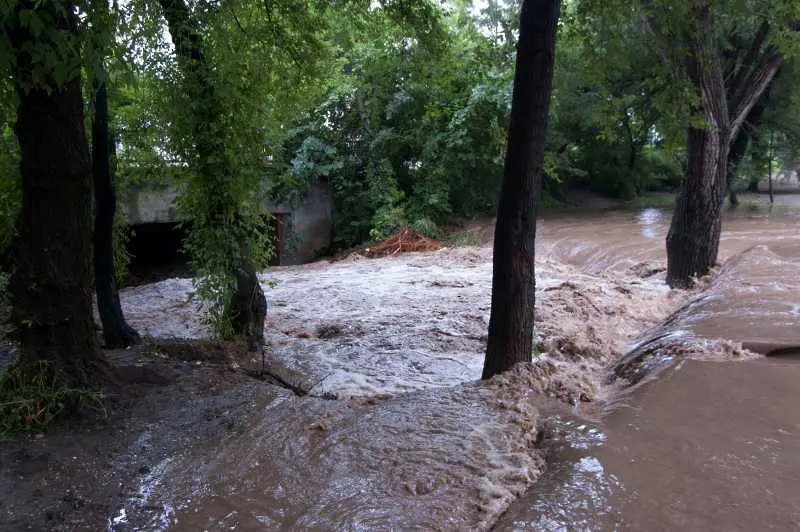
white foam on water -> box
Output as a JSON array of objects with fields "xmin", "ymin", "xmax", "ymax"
[{"xmin": 120, "ymin": 246, "xmax": 683, "ymax": 401}]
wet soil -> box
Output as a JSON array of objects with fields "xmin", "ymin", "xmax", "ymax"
[{"xmin": 0, "ymin": 347, "xmax": 271, "ymax": 531}]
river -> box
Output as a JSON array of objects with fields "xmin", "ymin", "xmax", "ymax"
[{"xmin": 111, "ymin": 198, "xmax": 800, "ymax": 531}]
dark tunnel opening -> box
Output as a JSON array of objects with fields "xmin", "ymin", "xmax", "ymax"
[
  {"xmin": 121, "ymin": 215, "xmax": 286, "ymax": 287},
  {"xmin": 123, "ymin": 222, "xmax": 191, "ymax": 287}
]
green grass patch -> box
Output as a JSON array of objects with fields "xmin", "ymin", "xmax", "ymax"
[
  {"xmin": 737, "ymin": 199, "xmax": 771, "ymax": 214},
  {"xmin": 622, "ymin": 195, "xmax": 677, "ymax": 210},
  {"xmin": 0, "ymin": 363, "xmax": 106, "ymax": 441},
  {"xmin": 442, "ymin": 230, "xmax": 483, "ymax": 247}
]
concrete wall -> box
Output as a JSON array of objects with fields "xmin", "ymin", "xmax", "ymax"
[
  {"xmin": 269, "ymin": 183, "xmax": 333, "ymax": 265},
  {"xmin": 124, "ymin": 184, "xmax": 182, "ymax": 225},
  {"xmin": 121, "ymin": 182, "xmax": 333, "ymax": 265}
]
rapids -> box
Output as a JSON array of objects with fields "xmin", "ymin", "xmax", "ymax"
[{"xmin": 111, "ymin": 198, "xmax": 800, "ymax": 530}]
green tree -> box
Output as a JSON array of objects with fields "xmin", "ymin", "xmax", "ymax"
[
  {"xmin": 156, "ymin": 0, "xmax": 271, "ymax": 349},
  {"xmin": 631, "ymin": 2, "xmax": 795, "ymax": 287}
]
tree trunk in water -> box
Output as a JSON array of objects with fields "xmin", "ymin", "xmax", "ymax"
[
  {"xmin": 482, "ymin": 0, "xmax": 560, "ymax": 380},
  {"xmin": 768, "ymin": 133, "xmax": 774, "ymax": 204},
  {"xmin": 92, "ymin": 70, "xmax": 141, "ymax": 348},
  {"xmin": 230, "ymin": 256, "xmax": 267, "ymax": 352},
  {"xmin": 727, "ymin": 125, "xmax": 751, "ymax": 206},
  {"xmin": 666, "ymin": 7, "xmax": 730, "ymax": 289},
  {"xmin": 666, "ymin": 124, "xmax": 728, "ymax": 288},
  {"xmin": 730, "ymin": 85, "xmax": 771, "ymax": 197},
  {"xmin": 159, "ymin": 0, "xmax": 266, "ymax": 350},
  {"xmin": 8, "ymin": 1, "xmax": 109, "ymax": 386},
  {"xmin": 728, "ymin": 187, "xmax": 739, "ymax": 206}
]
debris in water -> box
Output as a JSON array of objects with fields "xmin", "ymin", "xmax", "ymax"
[{"xmin": 364, "ymin": 228, "xmax": 443, "ymax": 257}]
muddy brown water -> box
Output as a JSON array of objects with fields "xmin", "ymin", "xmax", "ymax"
[
  {"xmin": 495, "ymin": 203, "xmax": 800, "ymax": 531},
  {"xmin": 104, "ymin": 200, "xmax": 800, "ymax": 531}
]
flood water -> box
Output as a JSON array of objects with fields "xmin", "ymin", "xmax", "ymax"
[{"xmin": 112, "ymin": 197, "xmax": 800, "ymax": 531}]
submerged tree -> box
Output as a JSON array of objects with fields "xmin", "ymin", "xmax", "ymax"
[
  {"xmin": 482, "ymin": 0, "xmax": 560, "ymax": 379},
  {"xmin": 639, "ymin": 3, "xmax": 791, "ymax": 287},
  {"xmin": 4, "ymin": 0, "xmax": 110, "ymax": 384}
]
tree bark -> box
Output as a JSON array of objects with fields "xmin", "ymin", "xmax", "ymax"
[
  {"xmin": 230, "ymin": 251, "xmax": 267, "ymax": 351},
  {"xmin": 768, "ymin": 132, "xmax": 774, "ymax": 204},
  {"xmin": 8, "ymin": 1, "xmax": 109, "ymax": 385},
  {"xmin": 728, "ymin": 121, "xmax": 752, "ymax": 203},
  {"xmin": 159, "ymin": 0, "xmax": 266, "ymax": 350},
  {"xmin": 666, "ymin": 5, "xmax": 729, "ymax": 289},
  {"xmin": 92, "ymin": 68, "xmax": 141, "ymax": 348},
  {"xmin": 482, "ymin": 0, "xmax": 560, "ymax": 380}
]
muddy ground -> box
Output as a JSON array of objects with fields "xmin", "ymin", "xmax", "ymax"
[{"xmin": 0, "ymin": 345, "xmax": 278, "ymax": 531}]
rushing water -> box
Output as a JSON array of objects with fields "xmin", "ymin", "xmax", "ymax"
[{"xmin": 112, "ymin": 198, "xmax": 800, "ymax": 530}]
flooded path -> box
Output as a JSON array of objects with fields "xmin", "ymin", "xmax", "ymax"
[
  {"xmin": 107, "ymin": 200, "xmax": 800, "ymax": 530},
  {"xmin": 495, "ymin": 358, "xmax": 800, "ymax": 531}
]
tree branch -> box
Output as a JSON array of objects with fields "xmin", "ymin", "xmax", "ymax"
[
  {"xmin": 727, "ymin": 20, "xmax": 770, "ymax": 91},
  {"xmin": 729, "ymin": 51, "xmax": 783, "ymax": 140}
]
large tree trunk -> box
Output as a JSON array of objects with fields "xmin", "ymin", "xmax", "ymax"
[
  {"xmin": 92, "ymin": 68, "xmax": 141, "ymax": 348},
  {"xmin": 230, "ymin": 252, "xmax": 267, "ymax": 351},
  {"xmin": 8, "ymin": 1, "xmax": 109, "ymax": 385},
  {"xmin": 482, "ymin": 0, "xmax": 560, "ymax": 380},
  {"xmin": 665, "ymin": 6, "xmax": 730, "ymax": 289},
  {"xmin": 665, "ymin": 7, "xmax": 781, "ymax": 288},
  {"xmin": 159, "ymin": 0, "xmax": 266, "ymax": 350},
  {"xmin": 666, "ymin": 124, "xmax": 728, "ymax": 288}
]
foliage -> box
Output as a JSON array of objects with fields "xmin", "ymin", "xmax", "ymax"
[
  {"xmin": 0, "ymin": 363, "xmax": 106, "ymax": 440},
  {"xmin": 0, "ymin": 128, "xmax": 19, "ymax": 259}
]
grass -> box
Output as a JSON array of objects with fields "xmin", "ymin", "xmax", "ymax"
[
  {"xmin": 623, "ymin": 194, "xmax": 773, "ymax": 214},
  {"xmin": 736, "ymin": 199, "xmax": 771, "ymax": 214},
  {"xmin": 442, "ymin": 230, "xmax": 483, "ymax": 247},
  {"xmin": 621, "ymin": 194, "xmax": 677, "ymax": 210},
  {"xmin": 0, "ymin": 363, "xmax": 106, "ymax": 441}
]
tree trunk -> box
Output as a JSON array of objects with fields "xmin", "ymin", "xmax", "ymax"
[
  {"xmin": 730, "ymin": 82, "xmax": 772, "ymax": 197},
  {"xmin": 666, "ymin": 125, "xmax": 728, "ymax": 288},
  {"xmin": 230, "ymin": 254, "xmax": 267, "ymax": 351},
  {"xmin": 728, "ymin": 187, "xmax": 739, "ymax": 206},
  {"xmin": 8, "ymin": 1, "xmax": 109, "ymax": 386},
  {"xmin": 727, "ymin": 124, "xmax": 750, "ymax": 205},
  {"xmin": 482, "ymin": 0, "xmax": 560, "ymax": 380},
  {"xmin": 92, "ymin": 68, "xmax": 141, "ymax": 348},
  {"xmin": 666, "ymin": 6, "xmax": 730, "ymax": 289},
  {"xmin": 159, "ymin": 0, "xmax": 266, "ymax": 350},
  {"xmin": 768, "ymin": 132, "xmax": 774, "ymax": 204}
]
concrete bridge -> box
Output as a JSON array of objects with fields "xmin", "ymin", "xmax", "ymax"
[{"xmin": 121, "ymin": 182, "xmax": 333, "ymax": 266}]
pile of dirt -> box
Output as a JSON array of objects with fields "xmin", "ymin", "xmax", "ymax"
[{"xmin": 364, "ymin": 228, "xmax": 443, "ymax": 258}]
